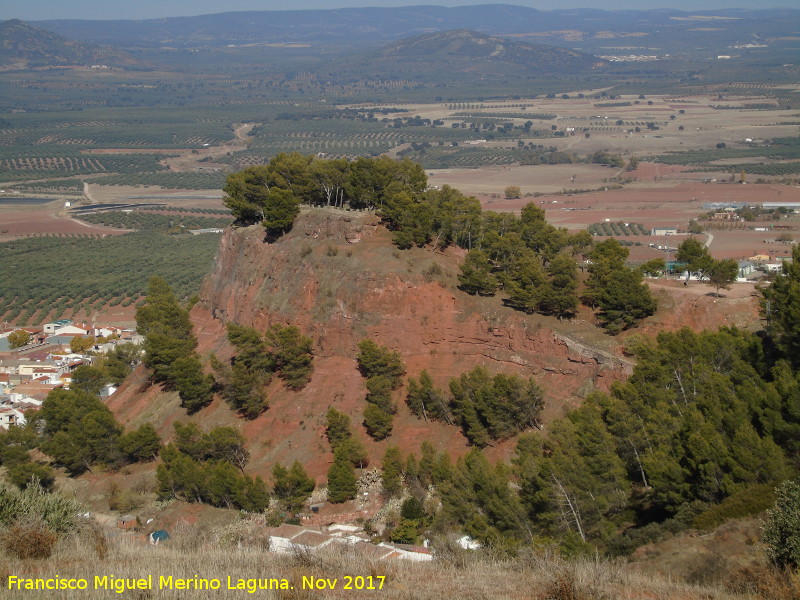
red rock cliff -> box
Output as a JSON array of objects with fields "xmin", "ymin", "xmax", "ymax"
[{"xmin": 111, "ymin": 209, "xmax": 631, "ymax": 479}]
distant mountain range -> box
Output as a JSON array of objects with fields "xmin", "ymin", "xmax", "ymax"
[
  {"xmin": 28, "ymin": 5, "xmax": 800, "ymax": 49},
  {"xmin": 3, "ymin": 5, "xmax": 799, "ymax": 73},
  {"xmin": 0, "ymin": 20, "xmax": 605, "ymax": 78}
]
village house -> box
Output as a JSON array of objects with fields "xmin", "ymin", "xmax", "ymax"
[{"xmin": 0, "ymin": 406, "xmax": 26, "ymax": 430}]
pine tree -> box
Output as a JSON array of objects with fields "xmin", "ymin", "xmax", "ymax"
[
  {"xmin": 458, "ymin": 250, "xmax": 498, "ymax": 296},
  {"xmin": 419, "ymin": 441, "xmax": 437, "ymax": 487},
  {"xmin": 337, "ymin": 437, "xmax": 369, "ymax": 469},
  {"xmin": 171, "ymin": 355, "xmax": 214, "ymax": 414},
  {"xmin": 365, "ymin": 376, "xmax": 396, "ymax": 413},
  {"xmin": 119, "ymin": 424, "xmax": 162, "ymax": 463},
  {"xmin": 327, "ymin": 451, "xmax": 357, "ymax": 504},
  {"xmin": 438, "ymin": 449, "xmax": 531, "ymax": 545},
  {"xmin": 325, "ymin": 408, "xmax": 352, "ymax": 451},
  {"xmin": 356, "ymin": 339, "xmax": 405, "ymax": 385},
  {"xmin": 382, "ymin": 446, "xmax": 404, "ymax": 497},
  {"xmin": 503, "ymin": 250, "xmax": 547, "ymax": 313},
  {"xmin": 272, "ymin": 461, "xmax": 315, "ymax": 511},
  {"xmin": 527, "ymin": 400, "xmax": 628, "ymax": 542},
  {"xmin": 540, "ymin": 253, "xmax": 579, "ymax": 318},
  {"xmin": 762, "ymin": 245, "xmax": 800, "ymax": 363},
  {"xmin": 363, "ymin": 404, "xmax": 393, "ymax": 440},
  {"xmin": 237, "ymin": 475, "xmax": 270, "ymax": 512},
  {"xmin": 406, "ymin": 370, "xmax": 450, "ymax": 423},
  {"xmin": 595, "ymin": 266, "xmax": 657, "ymax": 334},
  {"xmin": 265, "ymin": 325, "xmax": 314, "ymax": 390}
]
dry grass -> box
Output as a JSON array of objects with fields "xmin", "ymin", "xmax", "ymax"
[
  {"xmin": 0, "ymin": 524, "xmax": 756, "ymax": 600},
  {"xmin": 725, "ymin": 562, "xmax": 800, "ymax": 600}
]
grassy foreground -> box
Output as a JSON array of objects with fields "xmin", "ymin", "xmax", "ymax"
[{"xmin": 0, "ymin": 524, "xmax": 753, "ymax": 600}]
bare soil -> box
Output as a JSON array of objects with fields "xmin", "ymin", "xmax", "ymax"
[{"xmin": 0, "ymin": 205, "xmax": 130, "ymax": 242}]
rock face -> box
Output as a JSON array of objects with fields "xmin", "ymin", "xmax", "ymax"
[{"xmin": 176, "ymin": 209, "xmax": 629, "ymax": 476}]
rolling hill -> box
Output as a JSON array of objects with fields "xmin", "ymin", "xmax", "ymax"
[
  {"xmin": 0, "ymin": 19, "xmax": 138, "ymax": 69},
  {"xmin": 360, "ymin": 29, "xmax": 607, "ymax": 77}
]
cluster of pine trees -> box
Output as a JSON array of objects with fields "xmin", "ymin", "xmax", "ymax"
[
  {"xmin": 156, "ymin": 422, "xmax": 269, "ymax": 512},
  {"xmin": 454, "ymin": 212, "xmax": 656, "ymax": 331},
  {"xmin": 272, "ymin": 461, "xmax": 315, "ymax": 512},
  {"xmin": 136, "ymin": 277, "xmax": 213, "ymax": 413},
  {"xmin": 356, "ymin": 339, "xmax": 405, "ymax": 440},
  {"xmin": 324, "ymin": 408, "xmax": 368, "ymax": 503},
  {"xmin": 370, "ymin": 324, "xmax": 799, "ymax": 552},
  {"xmin": 223, "ymin": 153, "xmax": 427, "ymax": 237},
  {"xmin": 407, "ymin": 367, "xmax": 544, "ymax": 446},
  {"xmin": 0, "ymin": 388, "xmax": 160, "ymax": 490},
  {"xmin": 211, "ymin": 323, "xmax": 314, "ymax": 419},
  {"xmin": 224, "ymin": 154, "xmax": 657, "ymax": 332},
  {"xmin": 339, "ymin": 249, "xmax": 800, "ymax": 551}
]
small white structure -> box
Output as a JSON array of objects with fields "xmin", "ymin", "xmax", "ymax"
[
  {"xmin": 0, "ymin": 407, "xmax": 26, "ymax": 430},
  {"xmin": 456, "ymin": 535, "xmax": 482, "ymax": 550},
  {"xmin": 652, "ymin": 227, "xmax": 678, "ymax": 236},
  {"xmin": 738, "ymin": 261, "xmax": 755, "ymax": 278}
]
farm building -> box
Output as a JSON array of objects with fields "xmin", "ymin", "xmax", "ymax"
[
  {"xmin": 738, "ymin": 261, "xmax": 755, "ymax": 278},
  {"xmin": 117, "ymin": 515, "xmax": 137, "ymax": 530},
  {"xmin": 651, "ymin": 227, "xmax": 678, "ymax": 236}
]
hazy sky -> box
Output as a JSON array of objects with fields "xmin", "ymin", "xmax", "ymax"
[{"xmin": 5, "ymin": 0, "xmax": 791, "ymax": 21}]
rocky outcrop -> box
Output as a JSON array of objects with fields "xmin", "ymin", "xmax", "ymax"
[{"xmin": 171, "ymin": 210, "xmax": 629, "ymax": 474}]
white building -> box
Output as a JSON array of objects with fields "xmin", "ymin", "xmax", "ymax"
[{"xmin": 0, "ymin": 407, "xmax": 26, "ymax": 430}]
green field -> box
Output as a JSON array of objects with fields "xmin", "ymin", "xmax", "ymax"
[
  {"xmin": 0, "ymin": 232, "xmax": 222, "ymax": 325},
  {"xmin": 76, "ymin": 210, "xmax": 232, "ymax": 231}
]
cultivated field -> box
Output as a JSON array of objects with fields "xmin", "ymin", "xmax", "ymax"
[
  {"xmin": 0, "ymin": 205, "xmax": 131, "ymax": 242},
  {"xmin": 1, "ymin": 88, "xmax": 799, "ymax": 325}
]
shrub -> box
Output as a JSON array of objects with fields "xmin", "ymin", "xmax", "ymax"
[
  {"xmin": 422, "ymin": 262, "xmax": 445, "ymax": 282},
  {"xmin": 763, "ymin": 478, "xmax": 800, "ymax": 569},
  {"xmin": 0, "ymin": 481, "xmax": 83, "ymax": 534},
  {"xmin": 2, "ymin": 517, "xmax": 58, "ymax": 559},
  {"xmin": 693, "ymin": 484, "xmax": 777, "ymax": 531},
  {"xmin": 726, "ymin": 562, "xmax": 799, "ymax": 600},
  {"xmin": 8, "ymin": 462, "xmax": 55, "ymax": 491}
]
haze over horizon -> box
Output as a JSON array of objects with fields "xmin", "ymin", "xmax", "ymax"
[{"xmin": 6, "ymin": 0, "xmax": 792, "ymax": 22}]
